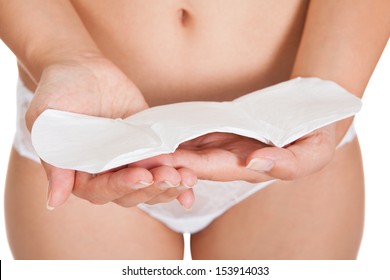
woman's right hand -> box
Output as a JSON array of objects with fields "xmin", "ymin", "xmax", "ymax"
[{"xmin": 26, "ymin": 55, "xmax": 196, "ymax": 210}]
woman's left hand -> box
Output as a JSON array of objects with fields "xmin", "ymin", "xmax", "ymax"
[{"xmin": 132, "ymin": 123, "xmax": 337, "ymax": 183}]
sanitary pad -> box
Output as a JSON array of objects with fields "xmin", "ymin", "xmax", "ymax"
[{"xmin": 31, "ymin": 77, "xmax": 362, "ymax": 173}]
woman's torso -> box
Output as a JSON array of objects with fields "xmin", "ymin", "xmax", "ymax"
[{"xmin": 21, "ymin": 0, "xmax": 308, "ymax": 104}]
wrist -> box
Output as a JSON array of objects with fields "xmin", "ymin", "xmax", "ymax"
[{"xmin": 27, "ymin": 47, "xmax": 104, "ymax": 82}]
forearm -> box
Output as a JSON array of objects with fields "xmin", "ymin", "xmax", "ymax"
[
  {"xmin": 291, "ymin": 0, "xmax": 390, "ymax": 140},
  {"xmin": 0, "ymin": 0, "xmax": 101, "ymax": 83}
]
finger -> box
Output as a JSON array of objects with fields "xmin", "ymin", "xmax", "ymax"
[
  {"xmin": 42, "ymin": 161, "xmax": 75, "ymax": 210},
  {"xmin": 128, "ymin": 154, "xmax": 175, "ymax": 169},
  {"xmin": 146, "ymin": 167, "xmax": 197, "ymax": 207},
  {"xmin": 176, "ymin": 189, "xmax": 195, "ymax": 210},
  {"xmin": 73, "ymin": 167, "xmax": 153, "ymax": 205},
  {"xmin": 150, "ymin": 165, "xmax": 181, "ymax": 189},
  {"xmin": 246, "ymin": 128, "xmax": 336, "ymax": 180},
  {"xmin": 177, "ymin": 167, "xmax": 197, "ymax": 189},
  {"xmin": 172, "ymin": 148, "xmax": 271, "ymax": 182},
  {"xmin": 112, "ymin": 166, "xmax": 181, "ymax": 207},
  {"xmin": 145, "ymin": 186, "xmax": 186, "ymax": 205},
  {"xmin": 172, "ymin": 148, "xmax": 243, "ymax": 180}
]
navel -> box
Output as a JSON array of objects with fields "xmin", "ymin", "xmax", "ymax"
[{"xmin": 178, "ymin": 8, "xmax": 191, "ymax": 27}]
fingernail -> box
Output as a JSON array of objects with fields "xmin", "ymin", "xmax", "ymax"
[
  {"xmin": 176, "ymin": 183, "xmax": 192, "ymax": 191},
  {"xmin": 131, "ymin": 181, "xmax": 153, "ymax": 190},
  {"xmin": 246, "ymin": 158, "xmax": 274, "ymax": 172},
  {"xmin": 179, "ymin": 198, "xmax": 193, "ymax": 211},
  {"xmin": 177, "ymin": 177, "xmax": 197, "ymax": 191},
  {"xmin": 157, "ymin": 180, "xmax": 179, "ymax": 191},
  {"xmin": 46, "ymin": 182, "xmax": 54, "ymax": 211}
]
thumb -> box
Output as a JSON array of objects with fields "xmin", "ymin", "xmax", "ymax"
[
  {"xmin": 42, "ymin": 161, "xmax": 75, "ymax": 210},
  {"xmin": 246, "ymin": 129, "xmax": 336, "ymax": 180}
]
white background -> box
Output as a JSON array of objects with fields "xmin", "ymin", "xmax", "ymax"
[{"xmin": 1, "ymin": 38, "xmax": 389, "ymax": 266}]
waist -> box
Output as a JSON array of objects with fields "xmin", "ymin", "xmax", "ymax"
[{"xmin": 64, "ymin": 0, "xmax": 308, "ymax": 105}]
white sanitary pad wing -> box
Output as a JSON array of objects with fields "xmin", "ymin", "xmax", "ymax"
[{"xmin": 31, "ymin": 77, "xmax": 362, "ymax": 173}]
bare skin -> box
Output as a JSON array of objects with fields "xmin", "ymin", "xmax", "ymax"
[{"xmin": 1, "ymin": 0, "xmax": 389, "ymax": 259}]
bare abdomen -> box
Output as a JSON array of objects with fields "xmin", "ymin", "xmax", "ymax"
[{"xmin": 69, "ymin": 0, "xmax": 308, "ymax": 105}]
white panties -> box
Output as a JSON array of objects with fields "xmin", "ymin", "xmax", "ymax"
[{"xmin": 13, "ymin": 79, "xmax": 357, "ymax": 234}]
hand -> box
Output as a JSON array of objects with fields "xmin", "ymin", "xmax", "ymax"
[
  {"xmin": 26, "ymin": 55, "xmax": 196, "ymax": 209},
  {"xmin": 134, "ymin": 124, "xmax": 337, "ymax": 183}
]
